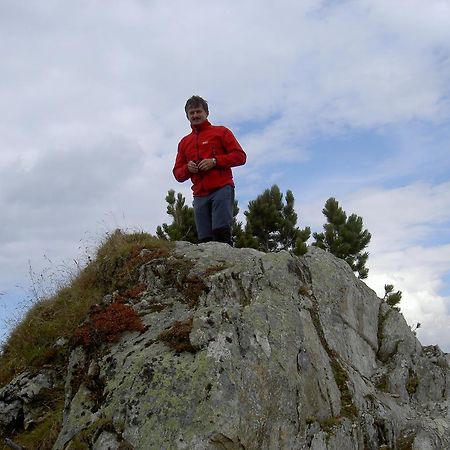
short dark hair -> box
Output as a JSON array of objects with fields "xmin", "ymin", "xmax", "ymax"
[{"xmin": 184, "ymin": 95, "xmax": 209, "ymax": 116}]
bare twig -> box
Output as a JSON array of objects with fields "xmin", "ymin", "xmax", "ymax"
[{"xmin": 4, "ymin": 438, "xmax": 26, "ymax": 450}]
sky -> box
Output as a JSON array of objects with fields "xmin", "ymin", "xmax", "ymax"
[{"xmin": 1, "ymin": 0, "xmax": 450, "ymax": 351}]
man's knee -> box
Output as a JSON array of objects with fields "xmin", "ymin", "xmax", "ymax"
[{"xmin": 212, "ymin": 227, "xmax": 232, "ymax": 246}]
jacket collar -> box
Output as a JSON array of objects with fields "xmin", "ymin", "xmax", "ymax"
[{"xmin": 191, "ymin": 119, "xmax": 211, "ymax": 133}]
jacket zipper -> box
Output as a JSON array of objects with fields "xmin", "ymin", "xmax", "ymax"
[{"xmin": 194, "ymin": 128, "xmax": 205, "ymax": 194}]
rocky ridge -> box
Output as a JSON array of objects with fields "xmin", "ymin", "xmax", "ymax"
[{"xmin": 1, "ymin": 242, "xmax": 449, "ymax": 449}]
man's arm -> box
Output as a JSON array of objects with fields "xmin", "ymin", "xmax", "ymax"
[
  {"xmin": 214, "ymin": 128, "xmax": 246, "ymax": 168},
  {"xmin": 172, "ymin": 143, "xmax": 192, "ymax": 182}
]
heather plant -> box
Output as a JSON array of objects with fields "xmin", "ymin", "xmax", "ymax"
[{"xmin": 73, "ymin": 301, "xmax": 145, "ymax": 349}]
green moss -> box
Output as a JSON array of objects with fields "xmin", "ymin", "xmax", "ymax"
[
  {"xmin": 136, "ymin": 350, "xmax": 215, "ymax": 447},
  {"xmin": 97, "ymin": 349, "xmax": 215, "ymax": 449}
]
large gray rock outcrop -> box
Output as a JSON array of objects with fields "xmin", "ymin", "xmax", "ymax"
[{"xmin": 24, "ymin": 244, "xmax": 450, "ymax": 448}]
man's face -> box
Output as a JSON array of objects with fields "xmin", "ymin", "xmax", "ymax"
[{"xmin": 187, "ymin": 105, "xmax": 208, "ymax": 126}]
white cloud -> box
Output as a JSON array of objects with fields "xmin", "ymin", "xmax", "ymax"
[
  {"xmin": 346, "ymin": 182, "xmax": 450, "ymax": 252},
  {"xmin": 2, "ymin": 0, "xmax": 449, "ymax": 164},
  {"xmin": 367, "ymin": 245, "xmax": 450, "ymax": 351},
  {"xmin": 337, "ymin": 183, "xmax": 450, "ymax": 350},
  {"xmin": 296, "ymin": 181, "xmax": 450, "ymax": 351},
  {"xmin": 1, "ymin": 0, "xmax": 450, "ymax": 351}
]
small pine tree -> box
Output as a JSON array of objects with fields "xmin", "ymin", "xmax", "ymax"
[
  {"xmin": 294, "ymin": 227, "xmax": 311, "ymax": 257},
  {"xmin": 157, "ymin": 190, "xmax": 242, "ymax": 245},
  {"xmin": 313, "ymin": 197, "xmax": 371, "ymax": 278},
  {"xmin": 236, "ymin": 185, "xmax": 310, "ymax": 254},
  {"xmin": 231, "ymin": 199, "xmax": 247, "ymax": 247},
  {"xmin": 156, "ymin": 190, "xmax": 197, "ymax": 243},
  {"xmin": 383, "ymin": 284, "xmax": 402, "ymax": 310}
]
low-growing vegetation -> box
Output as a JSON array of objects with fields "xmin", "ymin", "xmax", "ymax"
[
  {"xmin": 73, "ymin": 301, "xmax": 146, "ymax": 349},
  {"xmin": 0, "ymin": 395, "xmax": 64, "ymax": 450},
  {"xmin": 158, "ymin": 186, "xmax": 373, "ymax": 276},
  {"xmin": 384, "ymin": 284, "xmax": 403, "ymax": 310},
  {"xmin": 0, "ymin": 229, "xmax": 170, "ymax": 387},
  {"xmin": 159, "ymin": 317, "xmax": 195, "ymax": 353}
]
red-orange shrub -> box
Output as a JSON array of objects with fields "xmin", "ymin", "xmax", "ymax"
[
  {"xmin": 122, "ymin": 283, "xmax": 146, "ymax": 299},
  {"xmin": 74, "ymin": 302, "xmax": 145, "ymax": 348}
]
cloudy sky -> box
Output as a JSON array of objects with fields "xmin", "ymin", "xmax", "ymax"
[{"xmin": 1, "ymin": 0, "xmax": 450, "ymax": 351}]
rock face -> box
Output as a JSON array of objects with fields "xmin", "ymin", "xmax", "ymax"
[
  {"xmin": 2, "ymin": 243, "xmax": 450, "ymax": 449},
  {"xmin": 0, "ymin": 369, "xmax": 58, "ymax": 432}
]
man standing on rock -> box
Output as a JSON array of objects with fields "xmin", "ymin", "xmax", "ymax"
[{"xmin": 173, "ymin": 95, "xmax": 246, "ymax": 245}]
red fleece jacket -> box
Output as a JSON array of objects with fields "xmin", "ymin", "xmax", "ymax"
[{"xmin": 173, "ymin": 120, "xmax": 246, "ymax": 196}]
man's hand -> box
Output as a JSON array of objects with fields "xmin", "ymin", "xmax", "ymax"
[
  {"xmin": 198, "ymin": 158, "xmax": 216, "ymax": 171},
  {"xmin": 187, "ymin": 161, "xmax": 199, "ymax": 173}
]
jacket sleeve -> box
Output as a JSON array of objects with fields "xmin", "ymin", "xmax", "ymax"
[
  {"xmin": 172, "ymin": 142, "xmax": 190, "ymax": 182},
  {"xmin": 215, "ymin": 128, "xmax": 247, "ymax": 168}
]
